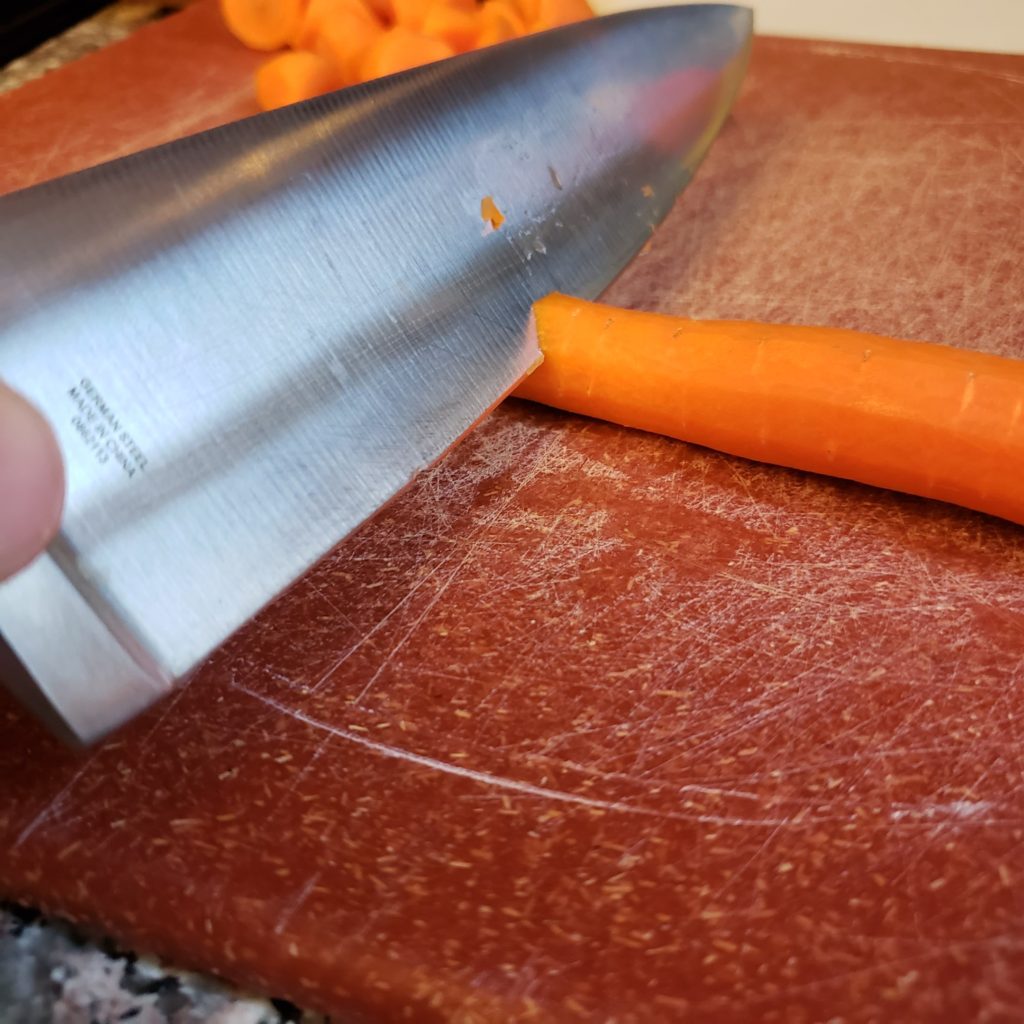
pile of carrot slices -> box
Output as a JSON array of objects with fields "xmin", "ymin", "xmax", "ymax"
[{"xmin": 219, "ymin": 0, "xmax": 595, "ymax": 110}]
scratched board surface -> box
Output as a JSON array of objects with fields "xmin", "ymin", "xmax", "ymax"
[{"xmin": 2, "ymin": 3, "xmax": 1024, "ymax": 1021}]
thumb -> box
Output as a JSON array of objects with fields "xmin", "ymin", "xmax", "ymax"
[{"xmin": 0, "ymin": 381, "xmax": 65, "ymax": 581}]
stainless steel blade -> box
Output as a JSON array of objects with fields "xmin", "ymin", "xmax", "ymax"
[{"xmin": 0, "ymin": 5, "xmax": 752, "ymax": 744}]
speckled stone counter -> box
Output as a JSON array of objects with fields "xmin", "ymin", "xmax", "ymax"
[
  {"xmin": 0, "ymin": 1, "xmax": 188, "ymax": 95},
  {"xmin": 0, "ymin": 904, "xmax": 323, "ymax": 1023}
]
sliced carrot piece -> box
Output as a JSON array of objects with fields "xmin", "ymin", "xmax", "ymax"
[
  {"xmin": 221, "ymin": 0, "xmax": 306, "ymax": 50},
  {"xmin": 476, "ymin": 0, "xmax": 527, "ymax": 47},
  {"xmin": 385, "ymin": 0, "xmax": 475, "ymax": 28},
  {"xmin": 362, "ymin": 0, "xmax": 392, "ymax": 20},
  {"xmin": 255, "ymin": 51, "xmax": 341, "ymax": 109},
  {"xmin": 292, "ymin": 0, "xmax": 379, "ymax": 51},
  {"xmin": 359, "ymin": 26, "xmax": 456, "ymax": 81},
  {"xmin": 422, "ymin": 2, "xmax": 480, "ymax": 52},
  {"xmin": 315, "ymin": 4, "xmax": 385, "ymax": 84},
  {"xmin": 515, "ymin": 294, "xmax": 1024, "ymax": 528},
  {"xmin": 533, "ymin": 0, "xmax": 594, "ymax": 30},
  {"xmin": 508, "ymin": 0, "xmax": 540, "ymax": 23},
  {"xmin": 389, "ymin": 0, "xmax": 428, "ymax": 30}
]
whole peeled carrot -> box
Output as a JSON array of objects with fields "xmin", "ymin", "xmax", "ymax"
[{"xmin": 514, "ymin": 294, "xmax": 1024, "ymax": 526}]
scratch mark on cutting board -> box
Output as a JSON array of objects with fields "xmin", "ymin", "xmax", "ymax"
[
  {"xmin": 890, "ymin": 800, "xmax": 996, "ymax": 823},
  {"xmin": 803, "ymin": 43, "xmax": 1024, "ymax": 87},
  {"xmin": 312, "ymin": 433, "xmax": 561, "ymax": 696},
  {"xmin": 273, "ymin": 870, "xmax": 321, "ymax": 935},
  {"xmin": 13, "ymin": 759, "xmax": 95, "ymax": 848},
  {"xmin": 718, "ymin": 571, "xmax": 829, "ymax": 606},
  {"xmin": 136, "ymin": 686, "xmax": 191, "ymax": 750},
  {"xmin": 234, "ymin": 686, "xmax": 801, "ymax": 828},
  {"xmin": 268, "ymin": 735, "xmax": 333, "ymax": 814},
  {"xmin": 350, "ymin": 544, "xmax": 482, "ymax": 706},
  {"xmin": 32, "ymin": 118, "xmax": 75, "ymax": 185}
]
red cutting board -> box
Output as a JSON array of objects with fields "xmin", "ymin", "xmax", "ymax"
[{"xmin": 2, "ymin": 4, "xmax": 1024, "ymax": 1021}]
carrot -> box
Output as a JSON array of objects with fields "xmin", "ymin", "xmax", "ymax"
[
  {"xmin": 388, "ymin": 0, "xmax": 428, "ymax": 30},
  {"xmin": 255, "ymin": 50, "xmax": 341, "ymax": 109},
  {"xmin": 359, "ymin": 26, "xmax": 456, "ymax": 81},
  {"xmin": 221, "ymin": 0, "xmax": 306, "ymax": 50},
  {"xmin": 480, "ymin": 195, "xmax": 504, "ymax": 229},
  {"xmin": 422, "ymin": 2, "xmax": 481, "ymax": 52},
  {"xmin": 362, "ymin": 0, "xmax": 392, "ymax": 20},
  {"xmin": 508, "ymin": 0, "xmax": 540, "ymax": 24},
  {"xmin": 314, "ymin": 2, "xmax": 384, "ymax": 83},
  {"xmin": 376, "ymin": 0, "xmax": 475, "ymax": 25},
  {"xmin": 532, "ymin": 0, "xmax": 594, "ymax": 30},
  {"xmin": 292, "ymin": 0, "xmax": 379, "ymax": 51},
  {"xmin": 476, "ymin": 0, "xmax": 527, "ymax": 46},
  {"xmin": 514, "ymin": 294, "xmax": 1024, "ymax": 527}
]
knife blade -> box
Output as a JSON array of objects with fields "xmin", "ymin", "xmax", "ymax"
[{"xmin": 0, "ymin": 5, "xmax": 752, "ymax": 745}]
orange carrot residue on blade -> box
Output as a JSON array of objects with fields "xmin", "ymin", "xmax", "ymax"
[
  {"xmin": 480, "ymin": 195, "xmax": 505, "ymax": 230},
  {"xmin": 221, "ymin": 0, "xmax": 306, "ymax": 50},
  {"xmin": 514, "ymin": 294, "xmax": 1024, "ymax": 527},
  {"xmin": 255, "ymin": 50, "xmax": 341, "ymax": 109},
  {"xmin": 422, "ymin": 2, "xmax": 481, "ymax": 52},
  {"xmin": 315, "ymin": 3, "xmax": 384, "ymax": 83},
  {"xmin": 359, "ymin": 26, "xmax": 456, "ymax": 81}
]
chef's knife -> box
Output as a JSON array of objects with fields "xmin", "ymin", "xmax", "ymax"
[{"xmin": 0, "ymin": 5, "xmax": 752, "ymax": 745}]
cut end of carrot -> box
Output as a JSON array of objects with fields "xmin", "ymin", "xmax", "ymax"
[
  {"xmin": 481, "ymin": 195, "xmax": 505, "ymax": 230},
  {"xmin": 221, "ymin": 0, "xmax": 306, "ymax": 50},
  {"xmin": 256, "ymin": 51, "xmax": 341, "ymax": 110}
]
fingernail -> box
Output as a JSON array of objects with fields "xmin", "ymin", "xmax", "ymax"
[{"xmin": 0, "ymin": 383, "xmax": 66, "ymax": 581}]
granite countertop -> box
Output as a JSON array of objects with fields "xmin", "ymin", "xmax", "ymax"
[
  {"xmin": 0, "ymin": 904, "xmax": 321, "ymax": 1023},
  {"xmin": 0, "ymin": 1, "xmax": 187, "ymax": 95},
  {"xmin": 0, "ymin": 12, "xmax": 327, "ymax": 1019}
]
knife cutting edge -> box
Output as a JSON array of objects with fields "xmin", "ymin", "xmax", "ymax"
[{"xmin": 0, "ymin": 5, "xmax": 753, "ymax": 744}]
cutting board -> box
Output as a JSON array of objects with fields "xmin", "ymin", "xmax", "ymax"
[{"xmin": 2, "ymin": 4, "xmax": 1023, "ymax": 1020}]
